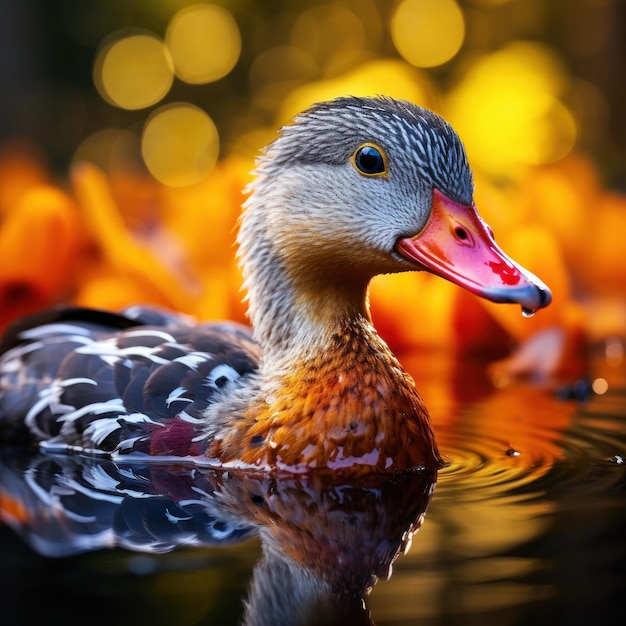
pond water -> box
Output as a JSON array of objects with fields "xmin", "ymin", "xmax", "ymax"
[{"xmin": 0, "ymin": 347, "xmax": 624, "ymax": 626}]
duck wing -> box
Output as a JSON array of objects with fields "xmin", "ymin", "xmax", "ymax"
[{"xmin": 0, "ymin": 306, "xmax": 260, "ymax": 456}]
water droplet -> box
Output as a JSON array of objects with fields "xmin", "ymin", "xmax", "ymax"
[
  {"xmin": 505, "ymin": 447, "xmax": 521, "ymax": 457},
  {"xmin": 521, "ymin": 307, "xmax": 536, "ymax": 318}
]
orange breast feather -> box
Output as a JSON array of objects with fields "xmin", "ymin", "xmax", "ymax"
[{"xmin": 211, "ymin": 328, "xmax": 441, "ymax": 472}]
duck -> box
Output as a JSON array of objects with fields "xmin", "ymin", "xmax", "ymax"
[{"xmin": 0, "ymin": 96, "xmax": 551, "ymax": 473}]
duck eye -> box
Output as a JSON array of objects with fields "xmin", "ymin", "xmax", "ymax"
[{"xmin": 352, "ymin": 144, "xmax": 387, "ymax": 177}]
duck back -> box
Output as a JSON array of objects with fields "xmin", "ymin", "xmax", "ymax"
[{"xmin": 0, "ymin": 306, "xmax": 260, "ymax": 455}]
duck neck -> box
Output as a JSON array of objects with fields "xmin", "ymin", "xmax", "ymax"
[
  {"xmin": 252, "ymin": 277, "xmax": 382, "ymax": 365},
  {"xmin": 244, "ymin": 247, "xmax": 374, "ymax": 366},
  {"xmin": 225, "ymin": 181, "xmax": 441, "ymax": 471}
]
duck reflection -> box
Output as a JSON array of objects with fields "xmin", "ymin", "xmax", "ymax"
[{"xmin": 0, "ymin": 449, "xmax": 436, "ymax": 625}]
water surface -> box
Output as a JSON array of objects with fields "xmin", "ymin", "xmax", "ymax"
[{"xmin": 0, "ymin": 349, "xmax": 624, "ymax": 625}]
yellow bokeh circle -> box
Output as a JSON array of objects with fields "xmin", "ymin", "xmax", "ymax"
[
  {"xmin": 166, "ymin": 4, "xmax": 241, "ymax": 84},
  {"xmin": 391, "ymin": 0, "xmax": 465, "ymax": 68},
  {"xmin": 277, "ymin": 59, "xmax": 434, "ymax": 125},
  {"xmin": 446, "ymin": 43, "xmax": 577, "ymax": 176},
  {"xmin": 141, "ymin": 103, "xmax": 220, "ymax": 187},
  {"xmin": 94, "ymin": 33, "xmax": 174, "ymax": 110},
  {"xmin": 72, "ymin": 128, "xmax": 141, "ymax": 172}
]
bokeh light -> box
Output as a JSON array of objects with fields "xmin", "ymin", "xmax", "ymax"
[
  {"xmin": 446, "ymin": 42, "xmax": 577, "ymax": 176},
  {"xmin": 605, "ymin": 337, "xmax": 624, "ymax": 367},
  {"xmin": 165, "ymin": 4, "xmax": 241, "ymax": 84},
  {"xmin": 278, "ymin": 58, "xmax": 435, "ymax": 124},
  {"xmin": 391, "ymin": 0, "xmax": 465, "ymax": 68},
  {"xmin": 141, "ymin": 103, "xmax": 219, "ymax": 187},
  {"xmin": 0, "ymin": 21, "xmax": 626, "ymax": 626},
  {"xmin": 249, "ymin": 46, "xmax": 318, "ymax": 115},
  {"xmin": 291, "ymin": 4, "xmax": 373, "ymax": 75},
  {"xmin": 93, "ymin": 32, "xmax": 174, "ymax": 110},
  {"xmin": 72, "ymin": 128, "xmax": 141, "ymax": 174},
  {"xmin": 591, "ymin": 377, "xmax": 608, "ymax": 394},
  {"xmin": 0, "ymin": 0, "xmax": 625, "ymax": 383}
]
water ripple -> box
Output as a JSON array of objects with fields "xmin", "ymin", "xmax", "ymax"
[{"xmin": 434, "ymin": 386, "xmax": 626, "ymax": 501}]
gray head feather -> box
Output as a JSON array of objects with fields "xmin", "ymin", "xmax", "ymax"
[{"xmin": 258, "ymin": 96, "xmax": 474, "ymax": 205}]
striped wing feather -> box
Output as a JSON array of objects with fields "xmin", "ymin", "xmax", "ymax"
[{"xmin": 0, "ymin": 307, "xmax": 260, "ymax": 455}]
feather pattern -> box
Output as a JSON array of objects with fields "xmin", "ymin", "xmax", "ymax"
[{"xmin": 0, "ymin": 306, "xmax": 260, "ymax": 455}]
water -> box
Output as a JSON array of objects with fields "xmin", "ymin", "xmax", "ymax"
[{"xmin": 0, "ymin": 349, "xmax": 624, "ymax": 626}]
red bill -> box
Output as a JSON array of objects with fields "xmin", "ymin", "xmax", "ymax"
[{"xmin": 396, "ymin": 188, "xmax": 552, "ymax": 315}]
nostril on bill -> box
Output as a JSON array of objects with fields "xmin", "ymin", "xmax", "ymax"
[{"xmin": 454, "ymin": 226, "xmax": 468, "ymax": 240}]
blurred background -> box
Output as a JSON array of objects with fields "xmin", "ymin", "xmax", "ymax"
[
  {"xmin": 0, "ymin": 0, "xmax": 624, "ymax": 381},
  {"xmin": 1, "ymin": 0, "xmax": 625, "ymax": 176}
]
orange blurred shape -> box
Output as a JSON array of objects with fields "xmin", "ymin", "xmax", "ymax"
[
  {"xmin": 370, "ymin": 272, "xmax": 457, "ymax": 352},
  {"xmin": 517, "ymin": 154, "xmax": 598, "ymax": 268},
  {"xmin": 0, "ymin": 492, "xmax": 31, "ymax": 525},
  {"xmin": 158, "ymin": 156, "xmax": 252, "ymax": 322},
  {"xmin": 159, "ymin": 156, "xmax": 250, "ymax": 270},
  {"xmin": 100, "ymin": 168, "xmax": 164, "ymax": 234},
  {"xmin": 0, "ymin": 139, "xmax": 51, "ymax": 218},
  {"xmin": 72, "ymin": 271, "xmax": 178, "ymax": 312},
  {"xmin": 450, "ymin": 289, "xmax": 513, "ymax": 359},
  {"xmin": 581, "ymin": 191, "xmax": 626, "ymax": 295},
  {"xmin": 0, "ymin": 186, "xmax": 80, "ymax": 330},
  {"xmin": 71, "ymin": 162, "xmax": 197, "ymax": 313}
]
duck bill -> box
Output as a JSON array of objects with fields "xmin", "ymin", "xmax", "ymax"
[{"xmin": 396, "ymin": 189, "xmax": 552, "ymax": 314}]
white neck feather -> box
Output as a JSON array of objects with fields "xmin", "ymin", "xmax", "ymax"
[{"xmin": 237, "ymin": 173, "xmax": 374, "ymax": 364}]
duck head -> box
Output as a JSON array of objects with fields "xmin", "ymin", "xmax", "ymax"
[{"xmin": 241, "ymin": 96, "xmax": 551, "ymax": 334}]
